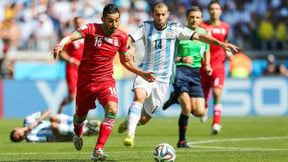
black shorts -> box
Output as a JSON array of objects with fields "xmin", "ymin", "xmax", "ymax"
[{"xmin": 173, "ymin": 65, "xmax": 204, "ymax": 98}]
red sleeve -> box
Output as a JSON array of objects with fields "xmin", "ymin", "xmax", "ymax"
[
  {"xmin": 76, "ymin": 23, "xmax": 94, "ymax": 38},
  {"xmin": 118, "ymin": 33, "xmax": 128, "ymax": 54}
]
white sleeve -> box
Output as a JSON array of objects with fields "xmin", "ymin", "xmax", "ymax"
[
  {"xmin": 176, "ymin": 25, "xmax": 196, "ymax": 40},
  {"xmin": 26, "ymin": 134, "xmax": 47, "ymax": 142},
  {"xmin": 129, "ymin": 25, "xmax": 144, "ymax": 42},
  {"xmin": 24, "ymin": 112, "xmax": 41, "ymax": 126}
]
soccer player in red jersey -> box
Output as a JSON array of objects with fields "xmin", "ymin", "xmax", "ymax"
[
  {"xmin": 52, "ymin": 4, "xmax": 155, "ymax": 161},
  {"xmin": 199, "ymin": 0, "xmax": 233, "ymax": 135},
  {"xmin": 57, "ymin": 17, "xmax": 85, "ymax": 114}
]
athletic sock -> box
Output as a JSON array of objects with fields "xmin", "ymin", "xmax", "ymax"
[
  {"xmin": 213, "ymin": 101, "xmax": 222, "ymax": 125},
  {"xmin": 95, "ymin": 113, "xmax": 115, "ymax": 150},
  {"xmin": 73, "ymin": 114, "xmax": 83, "ymax": 136},
  {"xmin": 127, "ymin": 102, "xmax": 142, "ymax": 137},
  {"xmin": 178, "ymin": 114, "xmax": 189, "ymax": 142}
]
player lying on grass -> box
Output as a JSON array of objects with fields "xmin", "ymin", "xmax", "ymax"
[{"xmin": 10, "ymin": 109, "xmax": 100, "ymax": 142}]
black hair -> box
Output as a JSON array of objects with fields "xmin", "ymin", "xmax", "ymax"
[
  {"xmin": 10, "ymin": 130, "xmax": 22, "ymax": 142},
  {"xmin": 151, "ymin": 2, "xmax": 169, "ymax": 13},
  {"xmin": 186, "ymin": 6, "xmax": 203, "ymax": 17},
  {"xmin": 102, "ymin": 4, "xmax": 120, "ymax": 18},
  {"xmin": 208, "ymin": 0, "xmax": 221, "ymax": 9}
]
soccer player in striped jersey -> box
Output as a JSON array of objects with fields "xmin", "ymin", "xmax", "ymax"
[
  {"xmin": 117, "ymin": 2, "xmax": 239, "ymax": 147},
  {"xmin": 199, "ymin": 0, "xmax": 233, "ymax": 135},
  {"xmin": 10, "ymin": 110, "xmax": 99, "ymax": 142},
  {"xmin": 52, "ymin": 4, "xmax": 155, "ymax": 160},
  {"xmin": 162, "ymin": 6, "xmax": 212, "ymax": 148}
]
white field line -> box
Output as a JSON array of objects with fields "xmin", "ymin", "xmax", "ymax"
[
  {"xmin": 1, "ymin": 136, "xmax": 288, "ymax": 155},
  {"xmin": 188, "ymin": 136, "xmax": 288, "ymax": 145},
  {"xmin": 187, "ymin": 136, "xmax": 288, "ymax": 151},
  {"xmin": 190, "ymin": 145, "xmax": 288, "ymax": 151}
]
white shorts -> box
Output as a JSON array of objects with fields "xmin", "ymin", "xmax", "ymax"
[{"xmin": 133, "ymin": 76, "xmax": 169, "ymax": 117}]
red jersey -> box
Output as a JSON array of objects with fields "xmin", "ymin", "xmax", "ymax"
[
  {"xmin": 76, "ymin": 23, "xmax": 128, "ymax": 82},
  {"xmin": 64, "ymin": 39, "xmax": 84, "ymax": 69},
  {"xmin": 200, "ymin": 21, "xmax": 229, "ymax": 68}
]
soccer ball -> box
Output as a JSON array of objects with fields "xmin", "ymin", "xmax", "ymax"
[{"xmin": 153, "ymin": 143, "xmax": 176, "ymax": 162}]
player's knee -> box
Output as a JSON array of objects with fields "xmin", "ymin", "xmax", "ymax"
[
  {"xmin": 133, "ymin": 91, "xmax": 146, "ymax": 103},
  {"xmin": 192, "ymin": 108, "xmax": 206, "ymax": 117},
  {"xmin": 50, "ymin": 115, "xmax": 58, "ymax": 123},
  {"xmin": 213, "ymin": 90, "xmax": 222, "ymax": 100}
]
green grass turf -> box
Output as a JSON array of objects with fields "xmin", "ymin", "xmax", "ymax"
[{"xmin": 1, "ymin": 117, "xmax": 288, "ymax": 162}]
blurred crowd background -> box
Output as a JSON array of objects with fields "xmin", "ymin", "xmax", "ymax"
[{"xmin": 0, "ymin": 0, "xmax": 287, "ymax": 79}]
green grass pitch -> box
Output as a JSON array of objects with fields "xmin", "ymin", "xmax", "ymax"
[{"xmin": 1, "ymin": 117, "xmax": 288, "ymax": 161}]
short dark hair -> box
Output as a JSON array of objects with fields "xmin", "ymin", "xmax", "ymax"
[
  {"xmin": 151, "ymin": 2, "xmax": 169, "ymax": 13},
  {"xmin": 208, "ymin": 0, "xmax": 221, "ymax": 9},
  {"xmin": 102, "ymin": 4, "xmax": 120, "ymax": 18},
  {"xmin": 10, "ymin": 130, "xmax": 22, "ymax": 142},
  {"xmin": 186, "ymin": 6, "xmax": 203, "ymax": 17}
]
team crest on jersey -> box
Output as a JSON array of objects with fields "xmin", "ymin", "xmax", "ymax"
[
  {"xmin": 166, "ymin": 31, "xmax": 173, "ymax": 38},
  {"xmin": 114, "ymin": 39, "xmax": 118, "ymax": 46}
]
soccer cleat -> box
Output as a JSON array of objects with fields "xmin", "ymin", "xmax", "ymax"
[
  {"xmin": 91, "ymin": 148, "xmax": 108, "ymax": 161},
  {"xmin": 73, "ymin": 134, "xmax": 83, "ymax": 151},
  {"xmin": 123, "ymin": 135, "xmax": 134, "ymax": 147},
  {"xmin": 211, "ymin": 124, "xmax": 222, "ymax": 135},
  {"xmin": 118, "ymin": 119, "xmax": 128, "ymax": 134},
  {"xmin": 177, "ymin": 140, "xmax": 191, "ymax": 148},
  {"xmin": 200, "ymin": 110, "xmax": 208, "ymax": 123},
  {"xmin": 162, "ymin": 92, "xmax": 177, "ymax": 110}
]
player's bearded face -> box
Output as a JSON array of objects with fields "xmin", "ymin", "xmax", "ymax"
[
  {"xmin": 209, "ymin": 4, "xmax": 222, "ymax": 19},
  {"xmin": 152, "ymin": 7, "xmax": 169, "ymax": 29},
  {"xmin": 186, "ymin": 11, "xmax": 203, "ymax": 30},
  {"xmin": 102, "ymin": 13, "xmax": 120, "ymax": 33}
]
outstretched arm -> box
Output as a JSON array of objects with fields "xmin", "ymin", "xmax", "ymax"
[
  {"xmin": 27, "ymin": 109, "xmax": 52, "ymax": 132},
  {"xmin": 119, "ymin": 54, "xmax": 155, "ymax": 82},
  {"xmin": 192, "ymin": 33, "xmax": 239, "ymax": 52},
  {"xmin": 52, "ymin": 31, "xmax": 82, "ymax": 59},
  {"xmin": 119, "ymin": 38, "xmax": 155, "ymax": 82}
]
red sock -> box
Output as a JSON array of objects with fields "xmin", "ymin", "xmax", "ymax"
[
  {"xmin": 95, "ymin": 116, "xmax": 115, "ymax": 150},
  {"xmin": 213, "ymin": 104, "xmax": 222, "ymax": 125},
  {"xmin": 73, "ymin": 115, "xmax": 83, "ymax": 136}
]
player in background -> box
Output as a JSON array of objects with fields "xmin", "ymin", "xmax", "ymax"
[
  {"xmin": 117, "ymin": 2, "xmax": 238, "ymax": 147},
  {"xmin": 199, "ymin": 0, "xmax": 233, "ymax": 135},
  {"xmin": 162, "ymin": 6, "xmax": 212, "ymax": 148},
  {"xmin": 52, "ymin": 4, "xmax": 155, "ymax": 161},
  {"xmin": 10, "ymin": 109, "xmax": 99, "ymax": 142},
  {"xmin": 57, "ymin": 17, "xmax": 85, "ymax": 114}
]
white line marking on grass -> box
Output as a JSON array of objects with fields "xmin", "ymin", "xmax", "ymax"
[
  {"xmin": 188, "ymin": 136, "xmax": 288, "ymax": 145},
  {"xmin": 187, "ymin": 136, "xmax": 288, "ymax": 152},
  {"xmin": 190, "ymin": 145, "xmax": 288, "ymax": 151}
]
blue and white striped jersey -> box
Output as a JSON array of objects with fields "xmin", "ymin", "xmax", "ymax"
[
  {"xmin": 23, "ymin": 112, "xmax": 54, "ymax": 142},
  {"xmin": 129, "ymin": 21, "xmax": 195, "ymax": 83}
]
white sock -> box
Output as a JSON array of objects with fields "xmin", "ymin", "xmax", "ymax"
[{"xmin": 127, "ymin": 102, "xmax": 142, "ymax": 137}]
